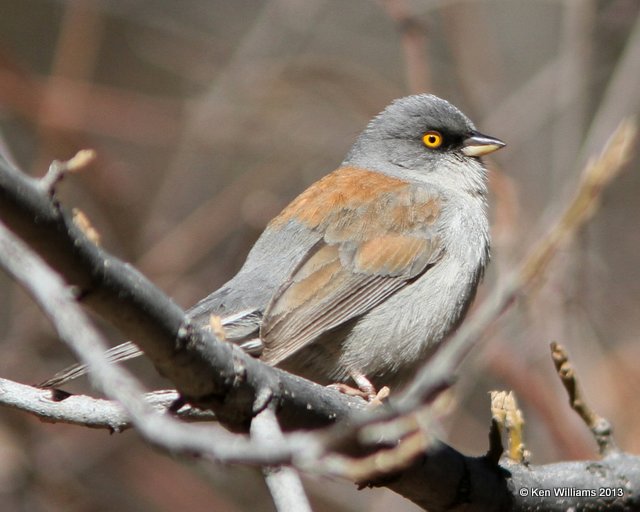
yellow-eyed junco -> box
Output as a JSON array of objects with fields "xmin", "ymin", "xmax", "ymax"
[{"xmin": 42, "ymin": 94, "xmax": 505, "ymax": 398}]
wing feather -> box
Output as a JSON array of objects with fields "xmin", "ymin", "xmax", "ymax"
[{"xmin": 259, "ymin": 167, "xmax": 444, "ymax": 366}]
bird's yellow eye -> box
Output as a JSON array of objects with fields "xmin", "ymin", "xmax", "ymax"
[{"xmin": 422, "ymin": 131, "xmax": 443, "ymax": 149}]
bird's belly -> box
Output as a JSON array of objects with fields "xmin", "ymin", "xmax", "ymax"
[{"xmin": 277, "ymin": 256, "xmax": 481, "ymax": 391}]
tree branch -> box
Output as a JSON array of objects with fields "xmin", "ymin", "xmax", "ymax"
[
  {"xmin": 251, "ymin": 406, "xmax": 313, "ymax": 512},
  {"xmin": 0, "ymin": 379, "xmax": 214, "ymax": 430},
  {"xmin": 0, "ymin": 221, "xmax": 316, "ymax": 466},
  {"xmin": 551, "ymin": 342, "xmax": 618, "ymax": 456},
  {"xmin": 0, "ymin": 152, "xmax": 363, "ymax": 431}
]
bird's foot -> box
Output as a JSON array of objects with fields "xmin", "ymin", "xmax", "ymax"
[{"xmin": 328, "ymin": 372, "xmax": 390, "ymax": 405}]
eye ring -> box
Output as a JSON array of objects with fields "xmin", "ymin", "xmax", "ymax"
[{"xmin": 422, "ymin": 130, "xmax": 443, "ymax": 149}]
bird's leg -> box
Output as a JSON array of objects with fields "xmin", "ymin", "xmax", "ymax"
[{"xmin": 328, "ymin": 371, "xmax": 390, "ymax": 403}]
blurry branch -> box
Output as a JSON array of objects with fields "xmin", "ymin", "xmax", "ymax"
[
  {"xmin": 38, "ymin": 148, "xmax": 95, "ymax": 195},
  {"xmin": 520, "ymin": 118, "xmax": 635, "ymax": 282},
  {"xmin": 396, "ymin": 119, "xmax": 636, "ymax": 413},
  {"xmin": 144, "ymin": 0, "xmax": 327, "ymax": 241},
  {"xmin": 0, "ymin": 380, "xmax": 214, "ymax": 430},
  {"xmin": 551, "ymin": 0, "xmax": 593, "ymax": 179},
  {"xmin": 580, "ymin": 13, "xmax": 640, "ymax": 161},
  {"xmin": 136, "ymin": 161, "xmax": 286, "ymax": 281},
  {"xmin": 482, "ymin": 56, "xmax": 576, "ymax": 150},
  {"xmin": 0, "ymin": 69, "xmax": 182, "ymax": 145},
  {"xmin": 49, "ymin": 1, "xmax": 102, "ymax": 81},
  {"xmin": 36, "ymin": 1, "xmax": 104, "ymax": 165},
  {"xmin": 317, "ymin": 409, "xmax": 434, "ymax": 485},
  {"xmin": 551, "ymin": 342, "xmax": 618, "ymax": 456},
  {"xmin": 251, "ymin": 406, "xmax": 313, "ymax": 512},
  {"xmin": 380, "ymin": 0, "xmax": 431, "ymax": 93},
  {"xmin": 440, "ymin": 2, "xmax": 505, "ymax": 113}
]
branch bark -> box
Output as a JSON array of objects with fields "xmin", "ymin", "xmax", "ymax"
[{"xmin": 0, "ymin": 379, "xmax": 213, "ymax": 430}]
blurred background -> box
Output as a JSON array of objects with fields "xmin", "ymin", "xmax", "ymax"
[{"xmin": 1, "ymin": 1, "xmax": 639, "ymax": 511}]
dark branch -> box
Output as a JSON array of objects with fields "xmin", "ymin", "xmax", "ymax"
[
  {"xmin": 387, "ymin": 446, "xmax": 640, "ymax": 511},
  {"xmin": 0, "ymin": 153, "xmax": 363, "ymax": 431}
]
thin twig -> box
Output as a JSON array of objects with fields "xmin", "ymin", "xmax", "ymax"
[
  {"xmin": 312, "ymin": 404, "xmax": 436, "ymax": 485},
  {"xmin": 251, "ymin": 406, "xmax": 313, "ymax": 512},
  {"xmin": 550, "ymin": 342, "xmax": 618, "ymax": 456},
  {"xmin": 319, "ymin": 425, "xmax": 433, "ymax": 486},
  {"xmin": 38, "ymin": 149, "xmax": 96, "ymax": 195},
  {"xmin": 380, "ymin": 0, "xmax": 431, "ymax": 93},
  {"xmin": 3, "ymin": 158, "xmax": 640, "ymax": 508},
  {"xmin": 490, "ymin": 391, "xmax": 527, "ymax": 463},
  {"xmin": 249, "ymin": 118, "xmax": 637, "ymax": 481},
  {"xmin": 0, "ymin": 380, "xmax": 215, "ymax": 430}
]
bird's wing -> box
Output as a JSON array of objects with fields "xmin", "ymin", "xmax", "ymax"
[{"xmin": 260, "ymin": 166, "xmax": 444, "ymax": 366}]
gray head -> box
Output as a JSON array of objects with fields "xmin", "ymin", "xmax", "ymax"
[{"xmin": 343, "ymin": 94, "xmax": 504, "ymax": 188}]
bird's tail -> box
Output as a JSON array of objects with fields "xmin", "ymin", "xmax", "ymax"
[
  {"xmin": 39, "ymin": 309, "xmax": 264, "ymax": 389},
  {"xmin": 39, "ymin": 341, "xmax": 143, "ymax": 388}
]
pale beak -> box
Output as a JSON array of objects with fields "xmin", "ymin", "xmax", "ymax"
[{"xmin": 461, "ymin": 131, "xmax": 506, "ymax": 157}]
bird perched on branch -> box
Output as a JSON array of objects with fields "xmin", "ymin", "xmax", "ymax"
[{"xmin": 42, "ymin": 94, "xmax": 505, "ymax": 400}]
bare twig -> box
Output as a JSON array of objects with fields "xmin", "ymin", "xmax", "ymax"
[
  {"xmin": 251, "ymin": 406, "xmax": 313, "ymax": 512},
  {"xmin": 0, "ymin": 380, "xmax": 214, "ymax": 430},
  {"xmin": 38, "ymin": 149, "xmax": 96, "ymax": 195},
  {"xmin": 484, "ymin": 341, "xmax": 595, "ymax": 459},
  {"xmin": 380, "ymin": 0, "xmax": 431, "ymax": 93},
  {"xmin": 0, "ymin": 114, "xmax": 637, "ymax": 508},
  {"xmin": 490, "ymin": 391, "xmax": 527, "ymax": 463},
  {"xmin": 4, "ymin": 151, "xmax": 640, "ymax": 509},
  {"xmin": 550, "ymin": 342, "xmax": 618, "ymax": 456},
  {"xmin": 319, "ymin": 422, "xmax": 433, "ymax": 485}
]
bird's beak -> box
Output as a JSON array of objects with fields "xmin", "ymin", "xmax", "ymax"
[{"xmin": 461, "ymin": 131, "xmax": 506, "ymax": 157}]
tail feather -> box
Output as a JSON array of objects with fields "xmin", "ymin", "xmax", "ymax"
[
  {"xmin": 39, "ymin": 341, "xmax": 142, "ymax": 388},
  {"xmin": 39, "ymin": 309, "xmax": 263, "ymax": 389}
]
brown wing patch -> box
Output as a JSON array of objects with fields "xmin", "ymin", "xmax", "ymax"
[
  {"xmin": 271, "ymin": 166, "xmax": 407, "ymax": 230},
  {"xmin": 260, "ymin": 166, "xmax": 444, "ymax": 367},
  {"xmin": 270, "ymin": 245, "xmax": 342, "ymax": 313},
  {"xmin": 354, "ymin": 235, "xmax": 431, "ymax": 276},
  {"xmin": 261, "ymin": 269, "xmax": 402, "ymax": 366}
]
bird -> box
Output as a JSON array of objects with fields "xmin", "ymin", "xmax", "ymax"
[{"xmin": 41, "ymin": 94, "xmax": 505, "ymax": 399}]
